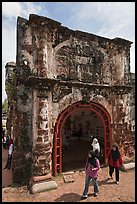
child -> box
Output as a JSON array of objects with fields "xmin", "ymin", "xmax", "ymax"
[
  {"xmin": 82, "ymin": 150, "xmax": 100, "ymax": 199},
  {"xmin": 107, "ymin": 143, "xmax": 123, "ymax": 184}
]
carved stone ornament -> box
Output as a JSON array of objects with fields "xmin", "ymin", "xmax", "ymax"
[
  {"xmin": 52, "ymin": 83, "xmax": 72, "ymax": 102},
  {"xmin": 81, "ymin": 88, "xmax": 90, "ymax": 103}
]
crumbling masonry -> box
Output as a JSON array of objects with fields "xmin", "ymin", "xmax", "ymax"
[{"xmin": 5, "ymin": 14, "xmax": 135, "ymax": 191}]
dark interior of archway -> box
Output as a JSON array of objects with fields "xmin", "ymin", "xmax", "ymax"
[{"xmin": 62, "ymin": 110, "xmax": 104, "ymax": 172}]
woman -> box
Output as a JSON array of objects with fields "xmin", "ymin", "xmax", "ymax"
[
  {"xmin": 107, "ymin": 143, "xmax": 123, "ymax": 184},
  {"xmin": 82, "ymin": 150, "xmax": 100, "ymax": 199}
]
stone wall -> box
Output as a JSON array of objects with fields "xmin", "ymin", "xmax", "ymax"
[
  {"xmin": 51, "ymin": 83, "xmax": 135, "ymax": 156},
  {"xmin": 17, "ymin": 15, "xmax": 132, "ymax": 84},
  {"xmin": 9, "ymin": 14, "xmax": 135, "ymax": 186},
  {"xmin": 12, "ymin": 83, "xmax": 33, "ymax": 184}
]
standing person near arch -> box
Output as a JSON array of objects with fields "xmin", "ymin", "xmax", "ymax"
[
  {"xmin": 107, "ymin": 143, "xmax": 123, "ymax": 184},
  {"xmin": 91, "ymin": 138, "xmax": 100, "ymax": 160}
]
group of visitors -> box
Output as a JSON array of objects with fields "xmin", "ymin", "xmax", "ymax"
[
  {"xmin": 82, "ymin": 137, "xmax": 123, "ymax": 199},
  {"xmin": 2, "ymin": 124, "xmax": 123, "ymax": 198}
]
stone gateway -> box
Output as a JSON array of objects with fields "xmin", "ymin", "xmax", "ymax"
[{"xmin": 5, "ymin": 14, "xmax": 135, "ymax": 192}]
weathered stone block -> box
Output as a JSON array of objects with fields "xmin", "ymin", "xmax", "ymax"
[
  {"xmin": 120, "ymin": 162, "xmax": 135, "ymax": 172},
  {"xmin": 38, "ymin": 129, "xmax": 48, "ymax": 135},
  {"xmin": 33, "ymin": 173, "xmax": 52, "ymax": 182},
  {"xmin": 37, "ymin": 136, "xmax": 43, "ymax": 142},
  {"xmin": 31, "ymin": 180, "xmax": 58, "ymax": 193},
  {"xmin": 43, "ymin": 135, "xmax": 49, "ymax": 142},
  {"xmin": 63, "ymin": 175, "xmax": 74, "ymax": 183}
]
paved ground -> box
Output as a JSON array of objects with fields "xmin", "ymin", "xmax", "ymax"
[
  {"xmin": 2, "ymin": 143, "xmax": 135, "ymax": 202},
  {"xmin": 2, "ymin": 166, "xmax": 135, "ymax": 202}
]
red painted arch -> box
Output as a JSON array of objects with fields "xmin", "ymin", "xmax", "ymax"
[{"xmin": 52, "ymin": 101, "xmax": 112, "ymax": 176}]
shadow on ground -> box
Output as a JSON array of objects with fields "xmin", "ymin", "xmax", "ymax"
[
  {"xmin": 54, "ymin": 193, "xmax": 81, "ymax": 202},
  {"xmin": 98, "ymin": 178, "xmax": 116, "ymax": 186}
]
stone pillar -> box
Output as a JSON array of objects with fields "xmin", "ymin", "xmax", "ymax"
[
  {"xmin": 12, "ymin": 84, "xmax": 33, "ymax": 185},
  {"xmin": 31, "ymin": 91, "xmax": 57, "ymax": 193}
]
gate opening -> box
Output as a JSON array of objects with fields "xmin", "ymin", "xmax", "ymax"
[
  {"xmin": 53, "ymin": 101, "xmax": 112, "ymax": 176},
  {"xmin": 62, "ymin": 110, "xmax": 104, "ymax": 172}
]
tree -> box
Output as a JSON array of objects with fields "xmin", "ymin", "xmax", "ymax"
[{"xmin": 2, "ymin": 98, "xmax": 8, "ymax": 117}]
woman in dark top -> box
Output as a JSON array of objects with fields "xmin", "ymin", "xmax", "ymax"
[{"xmin": 107, "ymin": 143, "xmax": 123, "ymax": 184}]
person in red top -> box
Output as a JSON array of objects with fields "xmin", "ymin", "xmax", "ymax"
[
  {"xmin": 8, "ymin": 136, "xmax": 13, "ymax": 147},
  {"xmin": 107, "ymin": 143, "xmax": 122, "ymax": 185}
]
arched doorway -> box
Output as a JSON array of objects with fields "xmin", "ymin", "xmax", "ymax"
[
  {"xmin": 52, "ymin": 101, "xmax": 112, "ymax": 176},
  {"xmin": 62, "ymin": 109, "xmax": 104, "ymax": 172}
]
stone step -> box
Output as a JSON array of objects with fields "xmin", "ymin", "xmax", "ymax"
[
  {"xmin": 120, "ymin": 162, "xmax": 135, "ymax": 172},
  {"xmin": 62, "ymin": 171, "xmax": 74, "ymax": 175}
]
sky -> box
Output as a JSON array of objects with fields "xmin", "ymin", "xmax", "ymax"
[{"xmin": 2, "ymin": 2, "xmax": 135, "ymax": 102}]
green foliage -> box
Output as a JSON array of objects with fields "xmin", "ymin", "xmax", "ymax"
[
  {"xmin": 5, "ymin": 83, "xmax": 14, "ymax": 98},
  {"xmin": 5, "ymin": 71, "xmax": 16, "ymax": 96},
  {"xmin": 2, "ymin": 99, "xmax": 8, "ymax": 114}
]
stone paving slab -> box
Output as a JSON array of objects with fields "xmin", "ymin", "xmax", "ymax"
[{"xmin": 63, "ymin": 175, "xmax": 74, "ymax": 183}]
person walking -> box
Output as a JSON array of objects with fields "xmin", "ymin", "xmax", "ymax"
[
  {"xmin": 82, "ymin": 150, "xmax": 100, "ymax": 199},
  {"xmin": 4, "ymin": 138, "xmax": 14, "ymax": 170},
  {"xmin": 107, "ymin": 143, "xmax": 123, "ymax": 185}
]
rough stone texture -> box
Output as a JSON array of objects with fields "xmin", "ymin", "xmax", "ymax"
[
  {"xmin": 31, "ymin": 180, "xmax": 58, "ymax": 193},
  {"xmin": 5, "ymin": 14, "xmax": 135, "ymax": 188}
]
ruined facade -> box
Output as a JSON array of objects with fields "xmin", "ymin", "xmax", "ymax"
[{"xmin": 6, "ymin": 14, "xmax": 135, "ymax": 190}]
